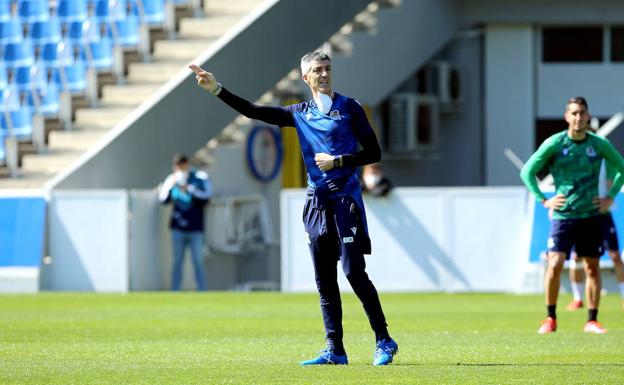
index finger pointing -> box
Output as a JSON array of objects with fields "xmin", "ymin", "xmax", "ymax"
[{"xmin": 188, "ymin": 64, "xmax": 205, "ymax": 75}]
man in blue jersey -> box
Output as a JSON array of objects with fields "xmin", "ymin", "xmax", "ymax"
[
  {"xmin": 159, "ymin": 154, "xmax": 212, "ymax": 291},
  {"xmin": 189, "ymin": 51, "xmax": 398, "ymax": 366}
]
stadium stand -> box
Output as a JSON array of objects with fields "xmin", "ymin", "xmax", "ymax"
[{"xmin": 0, "ymin": 0, "xmax": 261, "ymax": 186}]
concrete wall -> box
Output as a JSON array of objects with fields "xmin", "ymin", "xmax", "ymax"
[
  {"xmin": 538, "ymin": 66, "xmax": 624, "ymax": 119},
  {"xmin": 484, "ymin": 24, "xmax": 534, "ymax": 185},
  {"xmin": 380, "ymin": 30, "xmax": 485, "ymax": 187},
  {"xmin": 332, "ymin": 0, "xmax": 461, "ymax": 106}
]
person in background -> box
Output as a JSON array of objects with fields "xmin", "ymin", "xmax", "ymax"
[
  {"xmin": 362, "ymin": 163, "xmax": 392, "ymax": 197},
  {"xmin": 159, "ymin": 154, "xmax": 212, "ymax": 291}
]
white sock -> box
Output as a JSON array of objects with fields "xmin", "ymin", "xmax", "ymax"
[
  {"xmin": 570, "ymin": 281, "xmax": 584, "ymax": 301},
  {"xmin": 619, "ymin": 282, "xmax": 624, "ymax": 299}
]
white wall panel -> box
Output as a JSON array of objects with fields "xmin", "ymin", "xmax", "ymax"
[
  {"xmin": 281, "ymin": 187, "xmax": 528, "ymax": 292},
  {"xmin": 48, "ymin": 191, "xmax": 128, "ymax": 291}
]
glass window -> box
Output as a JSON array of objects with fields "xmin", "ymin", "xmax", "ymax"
[
  {"xmin": 542, "ymin": 27, "xmax": 603, "ymax": 62},
  {"xmin": 611, "ymin": 26, "xmax": 624, "ymax": 62}
]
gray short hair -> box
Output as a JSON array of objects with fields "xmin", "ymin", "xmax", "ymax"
[{"xmin": 300, "ymin": 51, "xmax": 331, "ymax": 75}]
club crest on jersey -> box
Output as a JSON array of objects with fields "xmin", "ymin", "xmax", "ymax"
[
  {"xmin": 586, "ymin": 146, "xmax": 596, "ymax": 157},
  {"xmin": 329, "ymin": 110, "xmax": 341, "ymax": 120},
  {"xmin": 562, "ymin": 147, "xmax": 570, "ymax": 156}
]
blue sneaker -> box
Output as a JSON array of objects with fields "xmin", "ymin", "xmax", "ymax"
[
  {"xmin": 300, "ymin": 348, "xmax": 348, "ymax": 365},
  {"xmin": 373, "ymin": 338, "xmax": 398, "ymax": 365}
]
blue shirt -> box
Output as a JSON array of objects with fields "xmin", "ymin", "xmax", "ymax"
[{"xmin": 159, "ymin": 169, "xmax": 212, "ymax": 231}]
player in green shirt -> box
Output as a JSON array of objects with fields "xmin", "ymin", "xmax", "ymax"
[{"xmin": 520, "ymin": 97, "xmax": 624, "ymax": 334}]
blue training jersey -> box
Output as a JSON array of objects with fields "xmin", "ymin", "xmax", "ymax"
[
  {"xmin": 286, "ymin": 93, "xmax": 374, "ymax": 203},
  {"xmin": 216, "ymin": 88, "xmax": 381, "ymax": 246}
]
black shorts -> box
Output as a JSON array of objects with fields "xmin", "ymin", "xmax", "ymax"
[
  {"xmin": 548, "ymin": 216, "xmax": 604, "ymax": 258},
  {"xmin": 601, "ymin": 213, "xmax": 619, "ymax": 252}
]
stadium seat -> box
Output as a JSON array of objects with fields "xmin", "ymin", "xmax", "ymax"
[
  {"xmin": 0, "ymin": 65, "xmax": 8, "ymax": 89},
  {"xmin": 110, "ymin": 14, "xmax": 139, "ymax": 48},
  {"xmin": 94, "ymin": 0, "xmax": 127, "ymax": 22},
  {"xmin": 0, "ymin": 20, "xmax": 24, "ymax": 45},
  {"xmin": 3, "ymin": 41, "xmax": 35, "ymax": 68},
  {"xmin": 40, "ymin": 40, "xmax": 74, "ymax": 68},
  {"xmin": 18, "ymin": 0, "xmax": 50, "ymax": 23},
  {"xmin": 27, "ymin": 82, "xmax": 61, "ymax": 117},
  {"xmin": 13, "ymin": 64, "xmax": 47, "ymax": 93},
  {"xmin": 28, "ymin": 17, "xmax": 62, "ymax": 46},
  {"xmin": 53, "ymin": 61, "xmax": 87, "ymax": 94},
  {"xmin": 1, "ymin": 85, "xmax": 21, "ymax": 112},
  {"xmin": 79, "ymin": 35, "xmax": 114, "ymax": 71},
  {"xmin": 0, "ymin": 107, "xmax": 34, "ymax": 140},
  {"xmin": 56, "ymin": 0, "xmax": 88, "ymax": 23},
  {"xmin": 0, "ymin": 0, "xmax": 12, "ymax": 23},
  {"xmin": 66, "ymin": 19, "xmax": 100, "ymax": 45},
  {"xmin": 130, "ymin": 0, "xmax": 164, "ymax": 25}
]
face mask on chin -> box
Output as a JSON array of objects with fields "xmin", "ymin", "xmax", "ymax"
[
  {"xmin": 364, "ymin": 174, "xmax": 381, "ymax": 189},
  {"xmin": 315, "ymin": 92, "xmax": 333, "ymax": 114}
]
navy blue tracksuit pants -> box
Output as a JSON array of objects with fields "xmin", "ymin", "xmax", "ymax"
[{"xmin": 303, "ymin": 193, "xmax": 388, "ymax": 346}]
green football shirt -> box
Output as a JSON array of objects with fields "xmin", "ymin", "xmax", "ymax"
[{"xmin": 520, "ymin": 131, "xmax": 624, "ymax": 219}]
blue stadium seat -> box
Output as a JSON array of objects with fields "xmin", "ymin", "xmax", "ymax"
[
  {"xmin": 1, "ymin": 106, "xmax": 34, "ymax": 140},
  {"xmin": 94, "ymin": 0, "xmax": 127, "ymax": 22},
  {"xmin": 53, "ymin": 60, "xmax": 87, "ymax": 94},
  {"xmin": 66, "ymin": 18, "xmax": 100, "ymax": 45},
  {"xmin": 56, "ymin": 0, "xmax": 88, "ymax": 23},
  {"xmin": 0, "ymin": 20, "xmax": 24, "ymax": 45},
  {"xmin": 1, "ymin": 85, "xmax": 21, "ymax": 111},
  {"xmin": 0, "ymin": 0, "xmax": 12, "ymax": 23},
  {"xmin": 0, "ymin": 65, "xmax": 8, "ymax": 89},
  {"xmin": 28, "ymin": 17, "xmax": 61, "ymax": 46},
  {"xmin": 79, "ymin": 35, "xmax": 113, "ymax": 71},
  {"xmin": 40, "ymin": 40, "xmax": 74, "ymax": 68},
  {"xmin": 130, "ymin": 0, "xmax": 164, "ymax": 25},
  {"xmin": 13, "ymin": 64, "xmax": 47, "ymax": 93},
  {"xmin": 27, "ymin": 82, "xmax": 61, "ymax": 117},
  {"xmin": 110, "ymin": 14, "xmax": 139, "ymax": 48},
  {"xmin": 18, "ymin": 0, "xmax": 50, "ymax": 23},
  {"xmin": 3, "ymin": 41, "xmax": 35, "ymax": 68}
]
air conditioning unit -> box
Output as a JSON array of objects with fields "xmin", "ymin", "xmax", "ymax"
[
  {"xmin": 388, "ymin": 93, "xmax": 439, "ymax": 153},
  {"xmin": 422, "ymin": 61, "xmax": 463, "ymax": 112}
]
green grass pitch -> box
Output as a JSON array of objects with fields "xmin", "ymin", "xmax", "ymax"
[{"xmin": 0, "ymin": 292, "xmax": 623, "ymax": 384}]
